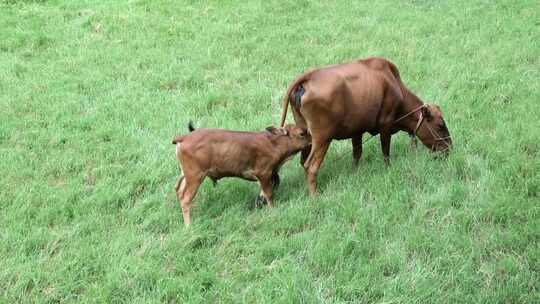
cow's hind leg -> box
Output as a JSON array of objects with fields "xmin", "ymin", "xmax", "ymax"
[
  {"xmin": 304, "ymin": 137, "xmax": 331, "ymax": 197},
  {"xmin": 300, "ymin": 146, "xmax": 311, "ymax": 166},
  {"xmin": 352, "ymin": 134, "xmax": 363, "ymax": 167},
  {"xmin": 291, "ymin": 105, "xmax": 311, "ymax": 166}
]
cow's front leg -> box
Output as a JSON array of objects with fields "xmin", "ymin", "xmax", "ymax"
[
  {"xmin": 352, "ymin": 134, "xmax": 363, "ymax": 168},
  {"xmin": 304, "ymin": 138, "xmax": 331, "ymax": 197},
  {"xmin": 380, "ymin": 131, "xmax": 392, "ymax": 166}
]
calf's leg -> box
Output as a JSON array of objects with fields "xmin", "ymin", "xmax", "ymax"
[
  {"xmin": 258, "ymin": 175, "xmax": 274, "ymax": 208},
  {"xmin": 177, "ymin": 174, "xmax": 204, "ymax": 226},
  {"xmin": 175, "ymin": 176, "xmax": 186, "ymax": 199},
  {"xmin": 254, "ymin": 172, "xmax": 279, "ymax": 208}
]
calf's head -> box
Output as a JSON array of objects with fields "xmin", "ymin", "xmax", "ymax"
[
  {"xmin": 416, "ymin": 104, "xmax": 452, "ymax": 153},
  {"xmin": 266, "ymin": 124, "xmax": 311, "ymax": 154}
]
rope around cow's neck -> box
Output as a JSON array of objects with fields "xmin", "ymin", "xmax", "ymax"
[
  {"xmin": 394, "ymin": 104, "xmax": 427, "ymax": 123},
  {"xmin": 395, "ymin": 104, "xmax": 452, "ymax": 152}
]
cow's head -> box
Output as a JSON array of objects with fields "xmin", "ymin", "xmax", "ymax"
[{"xmin": 416, "ymin": 104, "xmax": 452, "ymax": 153}]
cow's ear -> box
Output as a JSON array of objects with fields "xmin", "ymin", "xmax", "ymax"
[{"xmin": 421, "ymin": 105, "xmax": 433, "ymax": 121}]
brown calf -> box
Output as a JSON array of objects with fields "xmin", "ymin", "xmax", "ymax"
[{"xmin": 172, "ymin": 123, "xmax": 310, "ymax": 225}]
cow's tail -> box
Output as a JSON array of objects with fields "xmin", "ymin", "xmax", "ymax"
[
  {"xmin": 172, "ymin": 121, "xmax": 196, "ymax": 144},
  {"xmin": 279, "ymin": 70, "xmax": 315, "ymax": 127},
  {"xmin": 387, "ymin": 60, "xmax": 407, "ymax": 101}
]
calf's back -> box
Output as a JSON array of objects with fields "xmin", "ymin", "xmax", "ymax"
[{"xmin": 176, "ymin": 129, "xmax": 274, "ymax": 181}]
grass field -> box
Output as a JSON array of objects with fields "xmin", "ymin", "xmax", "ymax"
[{"xmin": 1, "ymin": 0, "xmax": 539, "ymax": 303}]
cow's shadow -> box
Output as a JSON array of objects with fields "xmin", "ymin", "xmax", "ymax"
[{"xmin": 276, "ymin": 134, "xmax": 424, "ymax": 200}]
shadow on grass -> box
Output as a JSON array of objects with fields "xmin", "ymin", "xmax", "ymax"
[{"xmin": 177, "ymin": 135, "xmax": 445, "ymax": 226}]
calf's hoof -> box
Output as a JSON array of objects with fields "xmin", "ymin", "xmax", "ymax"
[{"xmin": 254, "ymin": 194, "xmax": 267, "ymax": 209}]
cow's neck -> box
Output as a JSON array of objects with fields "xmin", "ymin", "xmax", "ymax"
[{"xmin": 396, "ymin": 87, "xmax": 425, "ymax": 134}]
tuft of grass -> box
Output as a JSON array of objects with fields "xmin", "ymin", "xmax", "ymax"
[{"xmin": 1, "ymin": 0, "xmax": 539, "ymax": 302}]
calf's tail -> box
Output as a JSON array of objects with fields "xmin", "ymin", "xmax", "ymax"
[
  {"xmin": 172, "ymin": 121, "xmax": 196, "ymax": 144},
  {"xmin": 187, "ymin": 121, "xmax": 195, "ymax": 132},
  {"xmin": 172, "ymin": 136, "xmax": 184, "ymax": 145}
]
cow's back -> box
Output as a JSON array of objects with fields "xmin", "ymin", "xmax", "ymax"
[{"xmin": 300, "ymin": 59, "xmax": 399, "ymax": 138}]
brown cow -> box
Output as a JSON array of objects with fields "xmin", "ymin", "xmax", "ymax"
[
  {"xmin": 279, "ymin": 57, "xmax": 452, "ymax": 196},
  {"xmin": 172, "ymin": 122, "xmax": 310, "ymax": 225}
]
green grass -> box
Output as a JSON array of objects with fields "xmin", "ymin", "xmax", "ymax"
[{"xmin": 1, "ymin": 0, "xmax": 539, "ymax": 302}]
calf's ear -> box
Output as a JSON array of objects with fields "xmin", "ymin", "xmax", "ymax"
[
  {"xmin": 266, "ymin": 126, "xmax": 277, "ymax": 134},
  {"xmin": 265, "ymin": 126, "xmax": 288, "ymax": 136}
]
